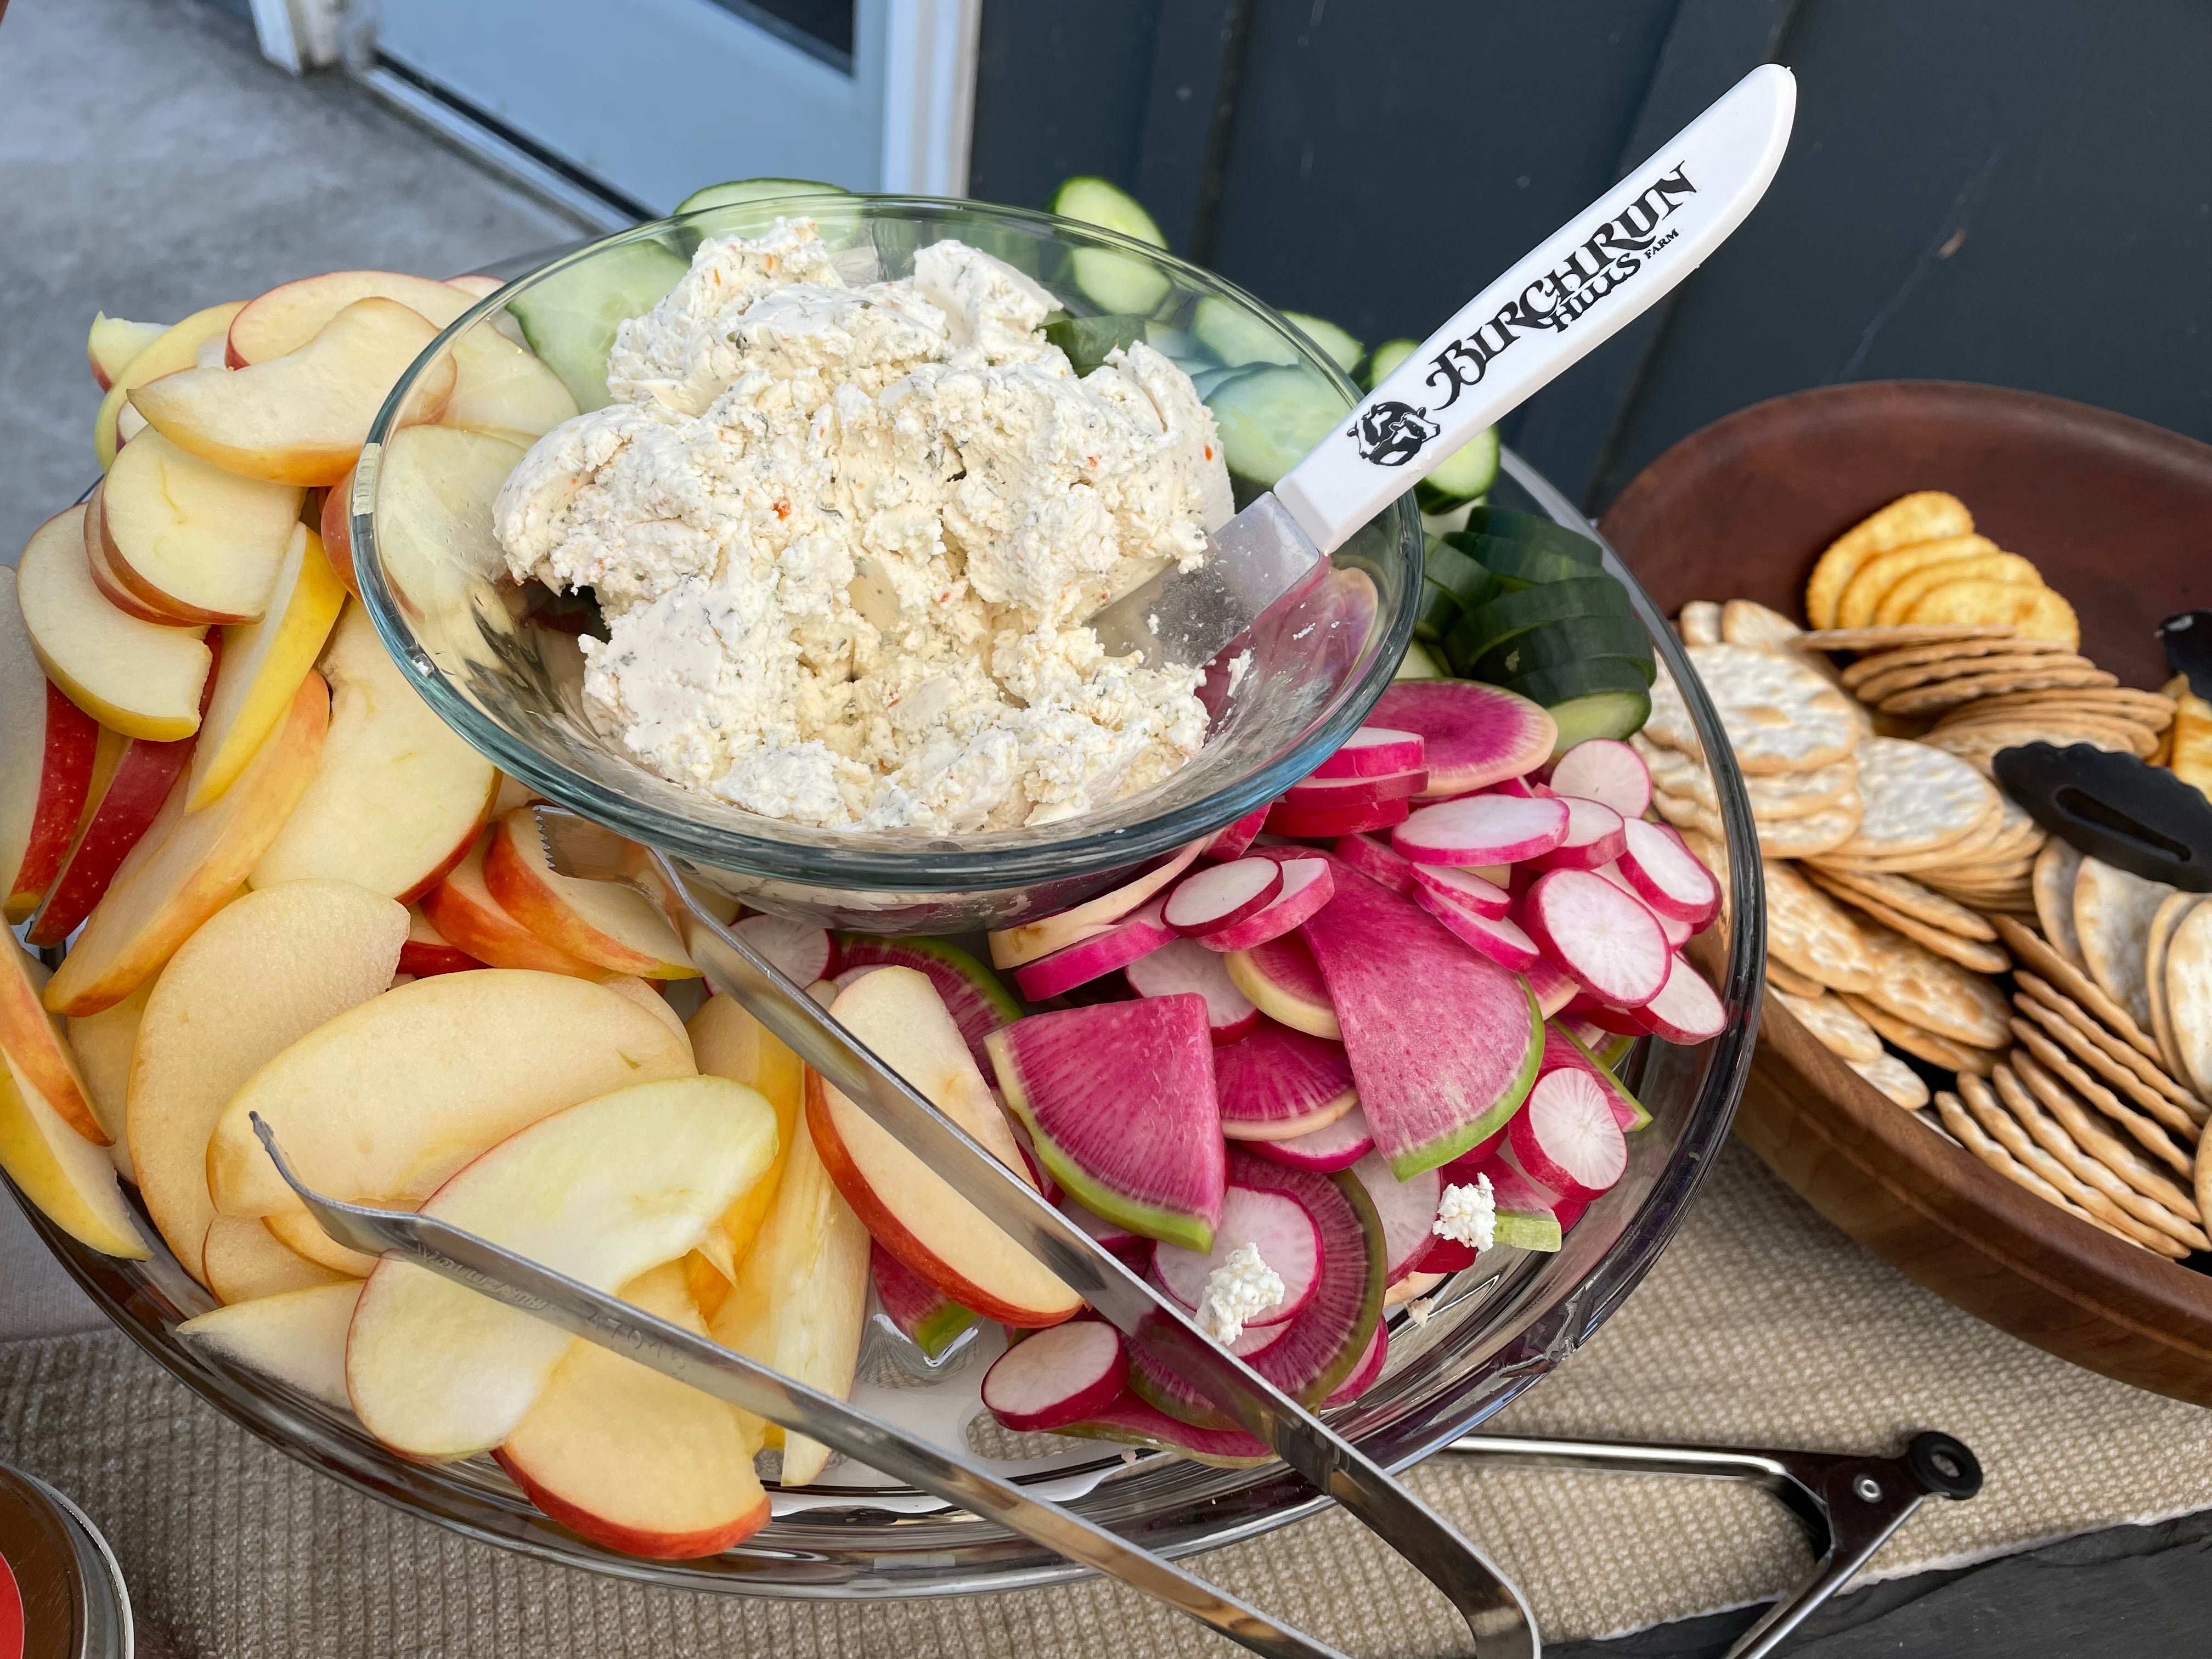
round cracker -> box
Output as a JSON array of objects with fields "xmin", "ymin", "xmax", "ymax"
[
  {"xmin": 1834, "ymin": 534, "xmax": 2000, "ymax": 629},
  {"xmin": 2032, "ymin": 839, "xmax": 2085, "ymax": 969},
  {"xmin": 1677, "ymin": 600, "xmax": 1723, "ymax": 646},
  {"xmin": 2162, "ymin": 900, "xmax": 2212, "ymax": 1100},
  {"xmin": 1756, "ymin": 801, "xmax": 1862, "ymax": 859},
  {"xmin": 1683, "ymin": 643, "xmax": 1861, "ymax": 774},
  {"xmin": 1804, "ymin": 866, "xmax": 1997, "ymax": 940},
  {"xmin": 1873, "ymin": 553, "xmax": 2044, "ymax": 628},
  {"xmin": 2008, "ymin": 991, "xmax": 2203, "ymax": 1144},
  {"xmin": 1990, "ymin": 914, "xmax": 2164, "ymax": 1061},
  {"xmin": 1880, "ymin": 665, "xmax": 2118, "ymax": 716},
  {"xmin": 1803, "ymin": 623, "xmax": 2019, "ymax": 651},
  {"xmin": 1639, "ymin": 661, "xmax": 1704, "ymax": 761},
  {"xmin": 1766, "ymin": 958, "xmax": 1827, "ymax": 999},
  {"xmin": 1940, "ymin": 686, "xmax": 2175, "ymax": 725},
  {"xmin": 1852, "ymin": 652, "xmax": 2095, "ymax": 706},
  {"xmin": 1837, "ymin": 991, "xmax": 1999, "ymax": 1074},
  {"xmin": 2005, "ymin": 1036, "xmax": 2195, "ymax": 1183},
  {"xmin": 1906, "ymin": 579, "xmax": 2080, "ymax": 648},
  {"xmin": 2146, "ymin": 892, "xmax": 2209, "ymax": 1089},
  {"xmin": 1810, "ymin": 882, "xmax": 2010, "ymax": 973},
  {"xmin": 1853, "ymin": 921, "xmax": 2011, "ymax": 1048},
  {"xmin": 1935, "ymin": 1088, "xmax": 2140, "ymax": 1244},
  {"xmin": 1751, "ymin": 760, "xmax": 1860, "ymax": 821},
  {"xmin": 1764, "ymin": 860, "xmax": 1876, "ymax": 994},
  {"xmin": 1840, "ymin": 635, "xmax": 2075, "ymax": 687},
  {"xmin": 1804, "ymin": 492, "xmax": 1975, "ymax": 629},
  {"xmin": 1995, "ymin": 1060, "xmax": 2206, "ymax": 1243},
  {"xmin": 1827, "ymin": 738, "xmax": 1997, "ymax": 860},
  {"xmin": 1960, "ymin": 1073, "xmax": 2186, "ymax": 1255},
  {"xmin": 2072, "ymin": 856, "xmax": 2175, "ymax": 1031},
  {"xmin": 1771, "ymin": 986, "xmax": 1883, "ymax": 1064},
  {"xmin": 1850, "ymin": 1051, "xmax": 1932, "ymax": 1109},
  {"xmin": 1720, "ymin": 598, "xmax": 1804, "ymax": 650},
  {"xmin": 1921, "ymin": 723, "xmax": 2141, "ymax": 765}
]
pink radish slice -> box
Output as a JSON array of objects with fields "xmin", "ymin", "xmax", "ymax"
[
  {"xmin": 1153, "ymin": 1185, "xmax": 1322, "ymax": 1328},
  {"xmin": 1245, "ymin": 1103, "xmax": 1374, "ymax": 1172},
  {"xmin": 1323, "ymin": 1319, "xmax": 1389, "ymax": 1407},
  {"xmin": 1059, "ymin": 1195, "xmax": 1153, "ymax": 1272},
  {"xmin": 1546, "ymin": 738, "xmax": 1651, "ymax": 818},
  {"xmin": 1617, "ymin": 817, "xmax": 1722, "ymax": 928},
  {"xmin": 1164, "ymin": 857, "xmax": 1283, "ymax": 936},
  {"xmin": 1410, "ymin": 863, "xmax": 1510, "ymax": 919},
  {"xmin": 1280, "ymin": 769, "xmax": 1427, "ymax": 810},
  {"xmin": 1570, "ymin": 998, "xmax": 1649, "ymax": 1037},
  {"xmin": 1483, "ymin": 1160, "xmax": 1565, "ymax": 1252},
  {"xmin": 989, "ymin": 840, "xmax": 1204, "ymax": 969},
  {"xmin": 1204, "ymin": 808, "xmax": 1268, "ymax": 862},
  {"xmin": 1491, "ymin": 776, "xmax": 1554, "ymax": 800},
  {"xmin": 981, "ymin": 1321, "xmax": 1128, "ymax": 1432},
  {"xmin": 1371, "ymin": 680, "xmax": 1559, "ymax": 799},
  {"xmin": 1522, "ymin": 867, "xmax": 1671, "ymax": 1009},
  {"xmin": 1525, "ymin": 955, "xmax": 1579, "ymax": 1018},
  {"xmin": 1532, "ymin": 795, "xmax": 1627, "ymax": 872},
  {"xmin": 1228, "ymin": 1318, "xmax": 1291, "ymax": 1357},
  {"xmin": 1312, "ymin": 726, "xmax": 1425, "ymax": 779},
  {"xmin": 1012, "ymin": 898, "xmax": 1176, "ymax": 1000},
  {"xmin": 1416, "ymin": 889, "xmax": 1543, "ymax": 973},
  {"xmin": 1333, "ymin": 833, "xmax": 1418, "ymax": 896},
  {"xmin": 1595, "ymin": 861, "xmax": 1690, "ymax": 947},
  {"xmin": 1541, "ymin": 1022, "xmax": 1650, "ymax": 1132},
  {"xmin": 1507, "ymin": 1068, "xmax": 1627, "ymax": 1200},
  {"xmin": 1633, "ymin": 952, "xmax": 1726, "ymax": 1043},
  {"xmin": 1125, "ymin": 939, "xmax": 1260, "ymax": 1043},
  {"xmin": 1223, "ymin": 930, "xmax": 1339, "ymax": 1039},
  {"xmin": 1552, "ymin": 1192, "xmax": 1591, "ymax": 1231},
  {"xmin": 1215, "ymin": 1020, "xmax": 1356, "ymax": 1139},
  {"xmin": 1392, "ymin": 793, "xmax": 1569, "ymax": 866},
  {"xmin": 1265, "ymin": 795, "xmax": 1411, "ymax": 839},
  {"xmin": 1417, "ymin": 1233, "xmax": 1478, "ymax": 1273},
  {"xmin": 1200, "ymin": 859, "xmax": 1335, "ymax": 953},
  {"xmin": 1064, "ymin": 1396, "xmax": 1269, "ymax": 1463},
  {"xmin": 1348, "ymin": 1151, "xmax": 1444, "ymax": 1282},
  {"xmin": 732, "ymin": 915, "xmax": 834, "ymax": 984}
]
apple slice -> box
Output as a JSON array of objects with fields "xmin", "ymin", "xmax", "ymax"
[
  {"xmin": 88, "ymin": 314, "xmax": 167, "ymax": 391},
  {"xmin": 0, "ymin": 567, "xmax": 99, "ymax": 917},
  {"xmin": 97, "ymin": 431, "xmax": 306, "ymax": 624},
  {"xmin": 17, "ymin": 506, "xmax": 212, "ymax": 742},
  {"xmin": 686, "ymin": 994, "xmax": 804, "ymax": 1278},
  {"xmin": 346, "ymin": 1075, "xmax": 778, "ymax": 1458},
  {"xmin": 596, "ymin": 974, "xmax": 693, "ymax": 1054},
  {"xmin": 263, "ymin": 1207, "xmax": 382, "ymax": 1277},
  {"xmin": 319, "ymin": 465, "xmax": 361, "ymax": 598},
  {"xmin": 43, "ymin": 672, "xmax": 329, "ymax": 1017},
  {"xmin": 201, "ymin": 1214, "xmax": 353, "ymax": 1304},
  {"xmin": 0, "ymin": 935, "xmax": 102, "ymax": 1143},
  {"xmin": 417, "ymin": 833, "xmax": 602, "ymax": 977},
  {"xmin": 83, "ymin": 490, "xmax": 194, "ymax": 624},
  {"xmin": 481, "ymin": 807, "xmax": 698, "ymax": 979},
  {"xmin": 806, "ymin": 967, "xmax": 1080, "ymax": 1328},
  {"xmin": 25, "ymin": 719, "xmax": 202, "ymax": 949},
  {"xmin": 208, "ymin": 969, "xmax": 695, "ymax": 1223},
  {"xmin": 66, "ymin": 979, "xmax": 148, "ymax": 1181},
  {"xmin": 500, "ymin": 1261, "xmax": 769, "ymax": 1556},
  {"xmin": 178, "ymin": 1282, "xmax": 362, "ymax": 1408},
  {"xmin": 93, "ymin": 302, "xmax": 244, "ymax": 469},
  {"xmin": 398, "ymin": 906, "xmax": 484, "ymax": 978},
  {"xmin": 247, "ymin": 601, "xmax": 497, "ymax": 894},
  {"xmin": 128, "ymin": 878, "xmax": 406, "ymax": 1280},
  {"xmin": 0, "ymin": 1047, "xmax": 146, "ymax": 1257},
  {"xmin": 132, "ymin": 298, "xmax": 458, "ymax": 487},
  {"xmin": 369, "ymin": 425, "xmax": 528, "ymax": 624},
  {"xmin": 441, "ymin": 324, "xmax": 579, "ymax": 444},
  {"xmin": 226, "ymin": 270, "xmax": 473, "ymax": 364}
]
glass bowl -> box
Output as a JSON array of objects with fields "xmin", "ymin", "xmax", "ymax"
[{"xmin": 348, "ymin": 196, "xmax": 1420, "ymax": 933}]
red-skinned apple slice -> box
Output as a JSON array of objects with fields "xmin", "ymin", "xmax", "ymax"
[
  {"xmin": 93, "ymin": 302, "xmax": 244, "ymax": 469},
  {"xmin": 225, "ymin": 269, "xmax": 473, "ymax": 364},
  {"xmin": 318, "ymin": 465, "xmax": 361, "ymax": 599},
  {"xmin": 417, "ymin": 833, "xmax": 602, "ymax": 978},
  {"xmin": 398, "ymin": 906, "xmax": 484, "ymax": 977},
  {"xmin": 25, "ymin": 713, "xmax": 204, "ymax": 949},
  {"xmin": 87, "ymin": 314, "xmax": 167, "ymax": 391},
  {"xmin": 481, "ymin": 806, "xmax": 698, "ymax": 978},
  {"xmin": 987, "ymin": 840, "xmax": 1204, "ymax": 968},
  {"xmin": 0, "ymin": 936, "xmax": 102, "ymax": 1142},
  {"xmin": 82, "ymin": 490, "xmax": 194, "ymax": 624},
  {"xmin": 96, "ymin": 431, "xmax": 305, "ymax": 624},
  {"xmin": 0, "ymin": 569, "xmax": 99, "ymax": 919}
]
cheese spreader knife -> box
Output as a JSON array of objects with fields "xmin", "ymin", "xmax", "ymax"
[{"xmin": 1090, "ymin": 63, "xmax": 1797, "ymax": 670}]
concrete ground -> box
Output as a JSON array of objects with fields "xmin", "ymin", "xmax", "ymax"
[{"xmin": 0, "ymin": 0, "xmax": 588, "ymax": 564}]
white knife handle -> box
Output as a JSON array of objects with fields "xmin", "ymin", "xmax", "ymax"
[{"xmin": 1272, "ymin": 63, "xmax": 1796, "ymax": 555}]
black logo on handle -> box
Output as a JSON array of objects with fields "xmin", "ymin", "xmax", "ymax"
[{"xmin": 1350, "ymin": 401, "xmax": 1441, "ymax": 466}]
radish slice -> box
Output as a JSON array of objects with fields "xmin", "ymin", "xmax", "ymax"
[
  {"xmin": 1125, "ymin": 938, "xmax": 1261, "ymax": 1043},
  {"xmin": 1542, "ymin": 1022, "xmax": 1650, "ymax": 1132},
  {"xmin": 981, "ymin": 1321, "xmax": 1127, "ymax": 1432},
  {"xmin": 1482, "ymin": 1160, "xmax": 1565, "ymax": 1252},
  {"xmin": 1059, "ymin": 1194, "xmax": 1153, "ymax": 1272},
  {"xmin": 1223, "ymin": 930, "xmax": 1339, "ymax": 1039},
  {"xmin": 1410, "ymin": 863, "xmax": 1510, "ymax": 919},
  {"xmin": 1634, "ymin": 952, "xmax": 1726, "ymax": 1043},
  {"xmin": 1491, "ymin": 776, "xmax": 1554, "ymax": 800},
  {"xmin": 1265, "ymin": 795, "xmax": 1412, "ymax": 839},
  {"xmin": 1153, "ymin": 1186, "xmax": 1322, "ymax": 1328},
  {"xmin": 1417, "ymin": 890, "xmax": 1543, "ymax": 972},
  {"xmin": 1312, "ymin": 726, "xmax": 1425, "ymax": 779},
  {"xmin": 1322, "ymin": 1319, "xmax": 1389, "ymax": 1407},
  {"xmin": 1215, "ymin": 1020, "xmax": 1357, "ymax": 1139},
  {"xmin": 1617, "ymin": 817, "xmax": 1722, "ymax": 928},
  {"xmin": 1229, "ymin": 1318, "xmax": 1291, "ymax": 1357},
  {"xmin": 1164, "ymin": 857, "xmax": 1282, "ymax": 936},
  {"xmin": 1569, "ymin": 997, "xmax": 1648, "ymax": 1037},
  {"xmin": 1532, "ymin": 796, "xmax": 1627, "ymax": 872},
  {"xmin": 1393, "ymin": 793, "xmax": 1570, "ymax": 866},
  {"xmin": 1524, "ymin": 956, "xmax": 1579, "ymax": 1019},
  {"xmin": 1371, "ymin": 680, "xmax": 1559, "ymax": 799},
  {"xmin": 1348, "ymin": 1152, "xmax": 1444, "ymax": 1282},
  {"xmin": 1244, "ymin": 1103, "xmax": 1374, "ymax": 1172},
  {"xmin": 1547, "ymin": 738, "xmax": 1651, "ymax": 818},
  {"xmin": 1333, "ymin": 833, "xmax": 1418, "ymax": 896},
  {"xmin": 1521, "ymin": 868, "xmax": 1671, "ymax": 1009},
  {"xmin": 1280, "ymin": 769, "xmax": 1427, "ymax": 810},
  {"xmin": 1552, "ymin": 1192, "xmax": 1592, "ymax": 1232},
  {"xmin": 1204, "ymin": 808, "xmax": 1268, "ymax": 862},
  {"xmin": 1200, "ymin": 859, "xmax": 1335, "ymax": 953},
  {"xmin": 732, "ymin": 915, "xmax": 834, "ymax": 985},
  {"xmin": 1064, "ymin": 1396, "xmax": 1269, "ymax": 1462},
  {"xmin": 1506, "ymin": 1068, "xmax": 1626, "ymax": 1200},
  {"xmin": 1595, "ymin": 861, "xmax": 1690, "ymax": 948},
  {"xmin": 1011, "ymin": 897, "xmax": 1175, "ymax": 1000}
]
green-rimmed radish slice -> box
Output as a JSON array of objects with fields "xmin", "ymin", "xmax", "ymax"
[
  {"xmin": 1051, "ymin": 176, "xmax": 1171, "ymax": 315},
  {"xmin": 1424, "ymin": 535, "xmax": 1502, "ymax": 613},
  {"xmin": 1455, "ymin": 577, "xmax": 1640, "ymax": 666},
  {"xmin": 1209, "ymin": 365, "xmax": 1352, "ymax": 487},
  {"xmin": 1505, "ymin": 658, "xmax": 1655, "ymax": 750},
  {"xmin": 1395, "ymin": 639, "xmax": 1447, "ymax": 680},
  {"xmin": 1362, "ymin": 337, "xmax": 1418, "ymax": 392},
  {"xmin": 507, "ymin": 239, "xmax": 689, "ymax": 411},
  {"xmin": 1456, "ymin": 532, "xmax": 1600, "ymax": 589},
  {"xmin": 1192, "ymin": 296, "xmax": 1306, "ymax": 368},
  {"xmin": 1415, "ymin": 427, "xmax": 1499, "ymax": 512},
  {"xmin": 1474, "ymin": 614, "xmax": 1654, "ymax": 686},
  {"xmin": 672, "ymin": 177, "xmax": 849, "ymax": 247},
  {"xmin": 1042, "ymin": 314, "xmax": 1146, "ymax": 375},
  {"xmin": 1281, "ymin": 311, "xmax": 1362, "ymax": 374},
  {"xmin": 1460, "ymin": 505, "xmax": 1605, "ymax": 561}
]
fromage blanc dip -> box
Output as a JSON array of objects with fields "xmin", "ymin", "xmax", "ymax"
[{"xmin": 493, "ymin": 220, "xmax": 1234, "ymax": 832}]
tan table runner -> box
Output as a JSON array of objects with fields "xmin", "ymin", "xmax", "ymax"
[{"xmin": 4, "ymin": 1141, "xmax": 2208, "ymax": 1657}]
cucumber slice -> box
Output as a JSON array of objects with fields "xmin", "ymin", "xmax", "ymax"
[
  {"xmin": 1460, "ymin": 505, "xmax": 1603, "ymax": 561},
  {"xmin": 1460, "ymin": 533, "xmax": 1600, "ymax": 589},
  {"xmin": 1361, "ymin": 337, "xmax": 1418, "ymax": 392},
  {"xmin": 1207, "ymin": 365, "xmax": 1350, "ymax": 487},
  {"xmin": 1474, "ymin": 614, "xmax": 1655, "ymax": 685},
  {"xmin": 1282, "ymin": 311, "xmax": 1362, "ymax": 374},
  {"xmin": 1043, "ymin": 314, "xmax": 1147, "ymax": 375},
  {"xmin": 1457, "ymin": 577, "xmax": 1640, "ymax": 665},
  {"xmin": 673, "ymin": 177, "xmax": 848, "ymax": 249},
  {"xmin": 1193, "ymin": 296, "xmax": 1304, "ymax": 368},
  {"xmin": 1504, "ymin": 659, "xmax": 1654, "ymax": 751},
  {"xmin": 1414, "ymin": 579, "xmax": 1462, "ymax": 643},
  {"xmin": 1190, "ymin": 363, "xmax": 1256, "ymax": 402},
  {"xmin": 507, "ymin": 239, "xmax": 689, "ymax": 412},
  {"xmin": 1052, "ymin": 176, "xmax": 1171, "ymax": 316},
  {"xmin": 1144, "ymin": 322, "xmax": 1213, "ymax": 370},
  {"xmin": 1395, "ymin": 640, "xmax": 1447, "ymax": 680},
  {"xmin": 1423, "ymin": 537, "xmax": 1500, "ymax": 612},
  {"xmin": 1416, "ymin": 427, "xmax": 1500, "ymax": 512}
]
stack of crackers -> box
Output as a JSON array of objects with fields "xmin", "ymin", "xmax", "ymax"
[{"xmin": 1802, "ymin": 489, "xmax": 2079, "ymax": 645}]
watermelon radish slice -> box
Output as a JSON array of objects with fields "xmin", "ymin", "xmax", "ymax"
[
  {"xmin": 1164, "ymin": 858, "xmax": 1282, "ymax": 937},
  {"xmin": 1524, "ymin": 955, "xmax": 1579, "ymax": 1018},
  {"xmin": 1264, "ymin": 794, "xmax": 1412, "ymax": 839},
  {"xmin": 1492, "ymin": 776, "xmax": 1555, "ymax": 800},
  {"xmin": 1012, "ymin": 897, "xmax": 1175, "ymax": 1000},
  {"xmin": 1125, "ymin": 939, "xmax": 1260, "ymax": 1043},
  {"xmin": 1542, "ymin": 1022, "xmax": 1651, "ymax": 1132},
  {"xmin": 1300, "ymin": 861, "xmax": 1542, "ymax": 1178},
  {"xmin": 1595, "ymin": 861, "xmax": 1691, "ymax": 948},
  {"xmin": 1312, "ymin": 726, "xmax": 1425, "ymax": 780},
  {"xmin": 1348, "ymin": 1151, "xmax": 1443, "ymax": 1282},
  {"xmin": 1417, "ymin": 891, "xmax": 1543, "ymax": 973},
  {"xmin": 1634, "ymin": 952, "xmax": 1727, "ymax": 1043},
  {"xmin": 1483, "ymin": 1160, "xmax": 1566, "ymax": 1251},
  {"xmin": 1224, "ymin": 930, "xmax": 1339, "ymax": 1039},
  {"xmin": 1532, "ymin": 796, "xmax": 1628, "ymax": 872},
  {"xmin": 1569, "ymin": 998, "xmax": 1649, "ymax": 1037},
  {"xmin": 1333, "ymin": 833, "xmax": 1418, "ymax": 896},
  {"xmin": 1062, "ymin": 1397, "xmax": 1271, "ymax": 1466},
  {"xmin": 871, "ymin": 1242, "xmax": 977, "ymax": 1361},
  {"xmin": 981, "ymin": 1321, "xmax": 1127, "ymax": 1432},
  {"xmin": 1203, "ymin": 807, "xmax": 1268, "ymax": 861},
  {"xmin": 1059, "ymin": 1193, "xmax": 1153, "ymax": 1271},
  {"xmin": 1617, "ymin": 817, "xmax": 1722, "ymax": 928},
  {"xmin": 1200, "ymin": 859, "xmax": 1335, "ymax": 952},
  {"xmin": 1522, "ymin": 868, "xmax": 1670, "ymax": 1009},
  {"xmin": 1246, "ymin": 1103, "xmax": 1374, "ymax": 1173},
  {"xmin": 1153, "ymin": 1185, "xmax": 1321, "ymax": 1328},
  {"xmin": 1214, "ymin": 1020, "xmax": 1357, "ymax": 1140},
  {"xmin": 1370, "ymin": 680, "xmax": 1559, "ymax": 800},
  {"xmin": 1006, "ymin": 1115, "xmax": 1062, "ymax": 1204},
  {"xmin": 1393, "ymin": 793, "xmax": 1570, "ymax": 866},
  {"xmin": 989, "ymin": 840, "xmax": 1204, "ymax": 968},
  {"xmin": 1280, "ymin": 769, "xmax": 1427, "ymax": 810},
  {"xmin": 733, "ymin": 914, "xmax": 834, "ymax": 984},
  {"xmin": 1411, "ymin": 862, "xmax": 1511, "ymax": 919},
  {"xmin": 989, "ymin": 995, "xmax": 1224, "ymax": 1252},
  {"xmin": 833, "ymin": 934, "xmax": 1021, "ymax": 1071},
  {"xmin": 1508, "ymin": 1068, "xmax": 1627, "ymax": 1200},
  {"xmin": 1323, "ymin": 1319, "xmax": 1390, "ymax": 1407},
  {"xmin": 1546, "ymin": 738, "xmax": 1651, "ymax": 818}
]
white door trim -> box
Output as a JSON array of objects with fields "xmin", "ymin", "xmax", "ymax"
[{"xmin": 877, "ymin": 0, "xmax": 981, "ymax": 196}]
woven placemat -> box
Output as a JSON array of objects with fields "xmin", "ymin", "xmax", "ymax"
[{"xmin": 4, "ymin": 1141, "xmax": 2209, "ymax": 1657}]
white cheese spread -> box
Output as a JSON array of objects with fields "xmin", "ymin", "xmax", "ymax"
[
  {"xmin": 493, "ymin": 219, "xmax": 1234, "ymax": 833},
  {"xmin": 1195, "ymin": 1243, "xmax": 1285, "ymax": 1344},
  {"xmin": 1434, "ymin": 1177, "xmax": 1498, "ymax": 1251}
]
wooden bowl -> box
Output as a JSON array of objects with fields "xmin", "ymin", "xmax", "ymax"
[{"xmin": 1599, "ymin": 380, "xmax": 2212, "ymax": 1405}]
